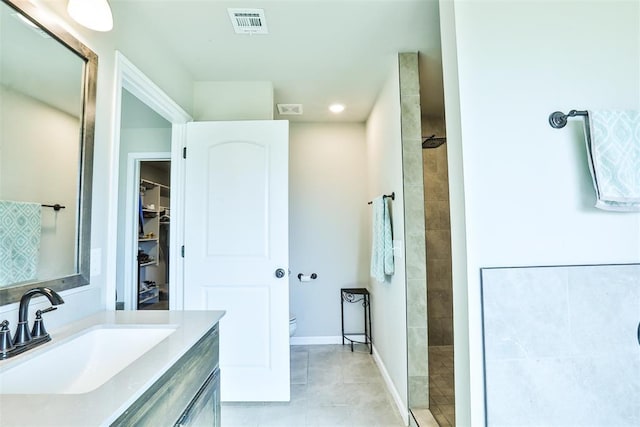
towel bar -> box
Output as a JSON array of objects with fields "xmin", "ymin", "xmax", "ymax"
[
  {"xmin": 549, "ymin": 110, "xmax": 588, "ymax": 129},
  {"xmin": 367, "ymin": 192, "xmax": 395, "ymax": 205},
  {"xmin": 41, "ymin": 204, "xmax": 65, "ymax": 211}
]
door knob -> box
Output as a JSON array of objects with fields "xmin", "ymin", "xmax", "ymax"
[{"xmin": 275, "ymin": 268, "xmax": 286, "ymax": 279}]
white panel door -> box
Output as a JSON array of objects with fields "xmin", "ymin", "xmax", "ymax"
[{"xmin": 184, "ymin": 120, "xmax": 289, "ymax": 401}]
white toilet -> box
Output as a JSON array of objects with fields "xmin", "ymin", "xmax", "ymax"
[{"xmin": 289, "ymin": 313, "xmax": 297, "ymax": 337}]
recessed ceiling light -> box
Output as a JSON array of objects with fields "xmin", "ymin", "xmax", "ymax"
[{"xmin": 329, "ymin": 104, "xmax": 345, "ymax": 114}]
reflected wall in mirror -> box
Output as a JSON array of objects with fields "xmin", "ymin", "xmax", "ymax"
[{"xmin": 0, "ymin": 0, "xmax": 96, "ymax": 305}]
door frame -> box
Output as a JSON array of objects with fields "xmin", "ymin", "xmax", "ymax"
[
  {"xmin": 123, "ymin": 153, "xmax": 171, "ymax": 310},
  {"xmin": 107, "ymin": 51, "xmax": 192, "ymax": 310}
]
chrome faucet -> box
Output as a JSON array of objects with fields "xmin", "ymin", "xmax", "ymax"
[{"xmin": 0, "ymin": 287, "xmax": 64, "ymax": 359}]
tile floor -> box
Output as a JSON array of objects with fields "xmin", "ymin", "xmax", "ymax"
[
  {"xmin": 222, "ymin": 344, "xmax": 405, "ymax": 426},
  {"xmin": 428, "ymin": 345, "xmax": 455, "ymax": 426}
]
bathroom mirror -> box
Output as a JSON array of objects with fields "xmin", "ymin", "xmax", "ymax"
[{"xmin": 0, "ymin": 0, "xmax": 96, "ymax": 304}]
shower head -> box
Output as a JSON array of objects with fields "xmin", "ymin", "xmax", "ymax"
[{"xmin": 422, "ymin": 135, "xmax": 446, "ymax": 149}]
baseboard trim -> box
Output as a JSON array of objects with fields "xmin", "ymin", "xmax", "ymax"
[
  {"xmin": 290, "ymin": 336, "xmax": 343, "ymax": 345},
  {"xmin": 372, "ymin": 344, "xmax": 410, "ymax": 426}
]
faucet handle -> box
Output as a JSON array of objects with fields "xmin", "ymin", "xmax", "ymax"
[
  {"xmin": 30, "ymin": 307, "xmax": 56, "ymax": 339},
  {"xmin": 39, "ymin": 306, "xmax": 57, "ymax": 315},
  {"xmin": 0, "ymin": 320, "xmax": 15, "ymax": 355}
]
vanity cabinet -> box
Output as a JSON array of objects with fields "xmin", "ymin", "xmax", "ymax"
[
  {"xmin": 175, "ymin": 369, "xmax": 221, "ymax": 426},
  {"xmin": 111, "ymin": 323, "xmax": 220, "ymax": 427}
]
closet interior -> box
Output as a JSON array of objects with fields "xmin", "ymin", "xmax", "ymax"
[{"xmin": 138, "ymin": 161, "xmax": 170, "ymax": 310}]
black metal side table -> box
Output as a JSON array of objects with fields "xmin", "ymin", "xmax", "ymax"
[{"xmin": 340, "ymin": 288, "xmax": 372, "ymax": 354}]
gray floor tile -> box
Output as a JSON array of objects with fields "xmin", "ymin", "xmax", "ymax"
[
  {"xmin": 306, "ymin": 381, "xmax": 352, "ymax": 406},
  {"xmin": 305, "ymin": 406, "xmax": 352, "ymax": 426},
  {"xmin": 350, "ymin": 402, "xmax": 404, "ymax": 426},
  {"xmin": 342, "ymin": 382, "xmax": 390, "ymax": 407},
  {"xmin": 221, "ymin": 344, "xmax": 405, "ymax": 427},
  {"xmin": 222, "ymin": 404, "xmax": 262, "ymax": 426},
  {"xmin": 308, "ymin": 364, "xmax": 343, "ymax": 385},
  {"xmin": 343, "ymin": 359, "xmax": 383, "ymax": 384},
  {"xmin": 258, "ymin": 404, "xmax": 307, "ymax": 426},
  {"xmin": 291, "ymin": 350, "xmax": 309, "ymax": 385}
]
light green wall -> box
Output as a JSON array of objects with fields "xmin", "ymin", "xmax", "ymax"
[
  {"xmin": 193, "ymin": 81, "xmax": 274, "ymax": 120},
  {"xmin": 366, "ymin": 55, "xmax": 408, "ymax": 422},
  {"xmin": 288, "ymin": 122, "xmax": 369, "ymax": 338}
]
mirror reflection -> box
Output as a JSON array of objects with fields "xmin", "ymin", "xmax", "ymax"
[{"xmin": 0, "ymin": 0, "xmax": 95, "ymax": 300}]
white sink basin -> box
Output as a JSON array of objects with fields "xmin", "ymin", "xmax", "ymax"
[{"xmin": 0, "ymin": 325, "xmax": 176, "ymax": 394}]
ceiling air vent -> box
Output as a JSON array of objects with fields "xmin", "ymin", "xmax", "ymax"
[
  {"xmin": 228, "ymin": 8, "xmax": 268, "ymax": 35},
  {"xmin": 277, "ymin": 104, "xmax": 303, "ymax": 115}
]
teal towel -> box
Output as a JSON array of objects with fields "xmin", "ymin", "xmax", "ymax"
[
  {"xmin": 585, "ymin": 110, "xmax": 640, "ymax": 211},
  {"xmin": 370, "ymin": 196, "xmax": 394, "ymax": 282},
  {"xmin": 0, "ymin": 201, "xmax": 41, "ymax": 286}
]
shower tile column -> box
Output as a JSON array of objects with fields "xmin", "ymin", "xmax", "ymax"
[
  {"xmin": 398, "ymin": 52, "xmax": 429, "ymax": 408},
  {"xmin": 424, "ymin": 142, "xmax": 453, "ymax": 346}
]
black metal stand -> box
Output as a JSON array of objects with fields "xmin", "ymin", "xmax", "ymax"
[{"xmin": 340, "ymin": 288, "xmax": 372, "ymax": 354}]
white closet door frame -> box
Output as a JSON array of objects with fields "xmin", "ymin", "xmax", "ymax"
[
  {"xmin": 108, "ymin": 51, "xmax": 192, "ymax": 311},
  {"xmin": 123, "ymin": 152, "xmax": 170, "ymax": 310}
]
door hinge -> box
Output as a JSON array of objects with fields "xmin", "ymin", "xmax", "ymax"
[
  {"xmin": 182, "ymin": 147, "xmax": 187, "ymax": 159},
  {"xmin": 181, "ymin": 245, "xmax": 185, "ymax": 257}
]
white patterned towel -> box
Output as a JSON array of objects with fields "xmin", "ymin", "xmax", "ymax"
[
  {"xmin": 370, "ymin": 196, "xmax": 394, "ymax": 282},
  {"xmin": 0, "ymin": 201, "xmax": 41, "ymax": 286},
  {"xmin": 585, "ymin": 110, "xmax": 640, "ymax": 211}
]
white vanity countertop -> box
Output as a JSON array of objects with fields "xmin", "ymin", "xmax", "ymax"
[{"xmin": 0, "ymin": 310, "xmax": 225, "ymax": 427}]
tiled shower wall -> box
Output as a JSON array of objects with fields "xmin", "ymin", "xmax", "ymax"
[
  {"xmin": 423, "ymin": 143, "xmax": 453, "ymax": 345},
  {"xmin": 398, "ymin": 52, "xmax": 429, "ymax": 409},
  {"xmin": 481, "ymin": 264, "xmax": 640, "ymax": 426}
]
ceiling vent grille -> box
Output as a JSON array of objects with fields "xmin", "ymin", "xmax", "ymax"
[
  {"xmin": 277, "ymin": 104, "xmax": 303, "ymax": 115},
  {"xmin": 228, "ymin": 8, "xmax": 268, "ymax": 35}
]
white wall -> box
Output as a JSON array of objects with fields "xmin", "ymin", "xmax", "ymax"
[
  {"xmin": 0, "ymin": 0, "xmax": 195, "ymax": 328},
  {"xmin": 366, "ymin": 57, "xmax": 408, "ymax": 415},
  {"xmin": 441, "ymin": 1, "xmax": 640, "ymax": 424},
  {"xmin": 288, "ymin": 122, "xmax": 369, "ymax": 339},
  {"xmin": 193, "ymin": 81, "xmax": 274, "ymax": 121},
  {"xmin": 439, "ymin": 1, "xmax": 471, "ymax": 425}
]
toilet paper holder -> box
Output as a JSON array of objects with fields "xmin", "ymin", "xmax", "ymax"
[{"xmin": 297, "ymin": 273, "xmax": 317, "ymax": 282}]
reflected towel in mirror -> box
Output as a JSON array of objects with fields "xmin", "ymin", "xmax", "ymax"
[{"xmin": 0, "ymin": 200, "xmax": 41, "ymax": 286}]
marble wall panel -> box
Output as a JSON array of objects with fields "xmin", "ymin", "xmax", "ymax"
[{"xmin": 481, "ymin": 264, "xmax": 640, "ymax": 426}]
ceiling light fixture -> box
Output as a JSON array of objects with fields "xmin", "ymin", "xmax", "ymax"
[
  {"xmin": 67, "ymin": 0, "xmax": 113, "ymax": 32},
  {"xmin": 329, "ymin": 104, "xmax": 345, "ymax": 114}
]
